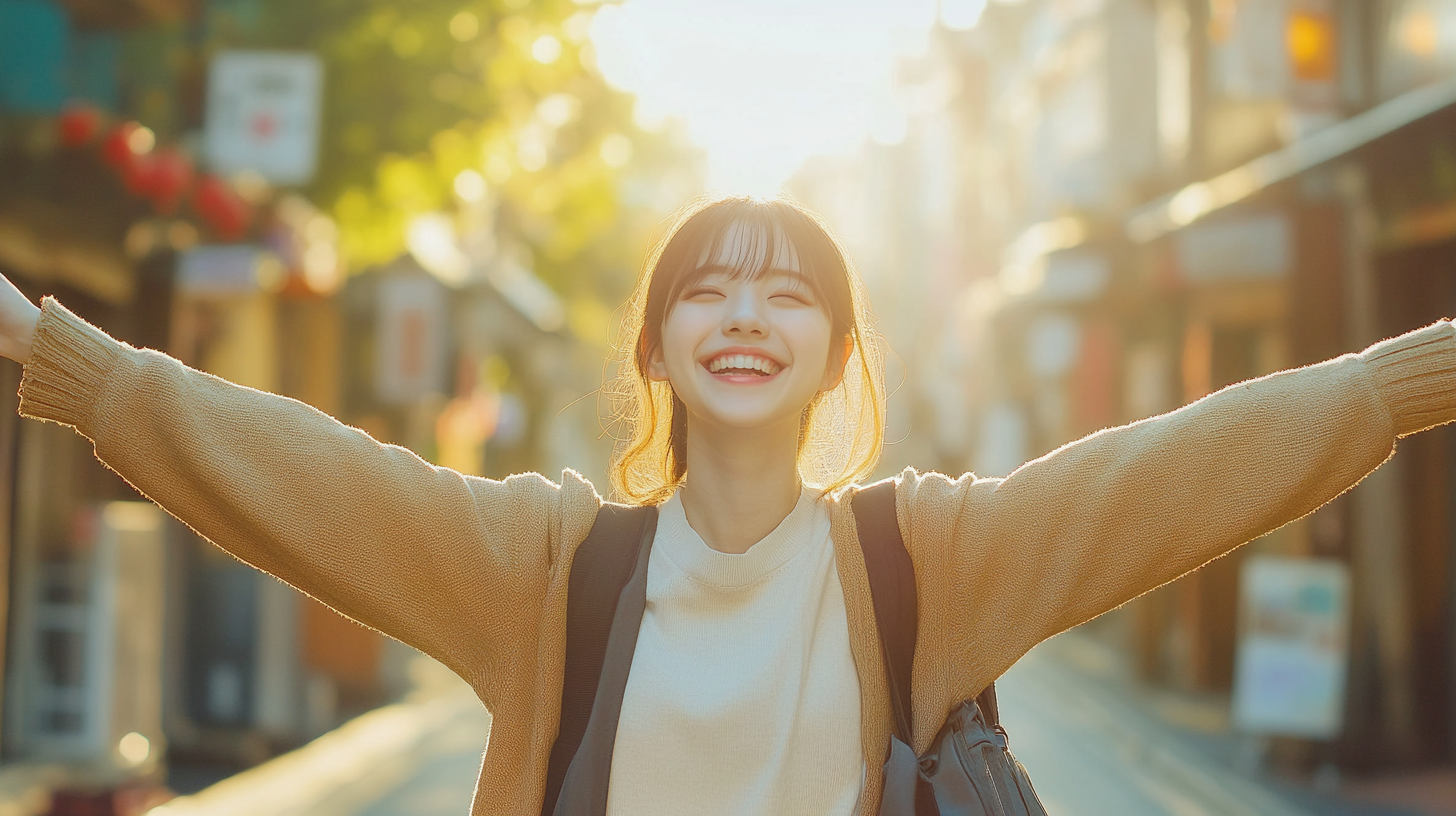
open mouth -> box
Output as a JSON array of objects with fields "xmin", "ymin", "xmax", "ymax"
[{"xmin": 703, "ymin": 352, "xmax": 782, "ymax": 379}]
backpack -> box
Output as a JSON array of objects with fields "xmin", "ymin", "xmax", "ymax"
[{"xmin": 539, "ymin": 482, "xmax": 1046, "ymax": 816}]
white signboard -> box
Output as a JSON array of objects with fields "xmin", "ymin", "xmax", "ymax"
[
  {"xmin": 1232, "ymin": 555, "xmax": 1351, "ymax": 739},
  {"xmin": 1174, "ymin": 213, "xmax": 1291, "ymax": 283},
  {"xmin": 205, "ymin": 51, "xmax": 323, "ymax": 185},
  {"xmin": 375, "ymin": 273, "xmax": 448, "ymax": 405}
]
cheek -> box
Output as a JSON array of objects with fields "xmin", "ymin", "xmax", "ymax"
[
  {"xmin": 784, "ymin": 314, "xmax": 835, "ymax": 372},
  {"xmin": 659, "ymin": 306, "xmax": 713, "ymax": 368}
]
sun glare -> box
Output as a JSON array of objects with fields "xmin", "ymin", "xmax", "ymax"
[{"xmin": 589, "ymin": 0, "xmax": 939, "ymax": 196}]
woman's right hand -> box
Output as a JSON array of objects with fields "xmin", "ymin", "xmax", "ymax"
[{"xmin": 0, "ymin": 274, "xmax": 41, "ymax": 365}]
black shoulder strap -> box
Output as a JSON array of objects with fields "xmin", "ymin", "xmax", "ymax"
[
  {"xmin": 541, "ymin": 502, "xmax": 656, "ymax": 816},
  {"xmin": 853, "ymin": 480, "xmax": 999, "ymax": 743}
]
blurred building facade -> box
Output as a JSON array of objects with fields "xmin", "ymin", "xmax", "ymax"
[
  {"xmin": 0, "ymin": 1, "xmax": 599, "ymax": 813},
  {"xmin": 794, "ymin": 0, "xmax": 1456, "ymax": 778}
]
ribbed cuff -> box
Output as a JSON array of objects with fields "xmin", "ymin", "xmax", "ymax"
[
  {"xmin": 1359, "ymin": 319, "xmax": 1456, "ymax": 437},
  {"xmin": 17, "ymin": 296, "xmax": 128, "ymax": 433}
]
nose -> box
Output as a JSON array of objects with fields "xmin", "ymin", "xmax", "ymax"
[{"xmin": 723, "ymin": 289, "xmax": 768, "ymax": 337}]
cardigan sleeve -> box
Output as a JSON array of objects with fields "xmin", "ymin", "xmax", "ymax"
[
  {"xmin": 18, "ymin": 297, "xmax": 602, "ymax": 691},
  {"xmin": 900, "ymin": 319, "xmax": 1456, "ymax": 711}
]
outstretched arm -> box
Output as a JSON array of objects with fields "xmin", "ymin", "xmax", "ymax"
[
  {"xmin": 902, "ymin": 320, "xmax": 1456, "ymax": 704},
  {"xmin": 10, "ymin": 289, "xmax": 601, "ymax": 692}
]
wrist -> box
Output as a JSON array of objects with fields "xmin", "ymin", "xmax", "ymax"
[{"xmin": 4, "ymin": 298, "xmax": 39, "ymax": 364}]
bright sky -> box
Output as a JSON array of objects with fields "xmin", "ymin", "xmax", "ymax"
[{"xmin": 589, "ymin": 0, "xmax": 975, "ymax": 196}]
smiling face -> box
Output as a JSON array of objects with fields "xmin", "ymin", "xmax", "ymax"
[
  {"xmin": 647, "ymin": 220, "xmax": 845, "ymax": 434},
  {"xmin": 610, "ymin": 195, "xmax": 885, "ymax": 504}
]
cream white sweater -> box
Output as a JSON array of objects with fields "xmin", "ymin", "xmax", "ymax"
[{"xmin": 608, "ymin": 488, "xmax": 864, "ymax": 816}]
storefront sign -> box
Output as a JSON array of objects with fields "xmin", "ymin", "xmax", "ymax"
[
  {"xmin": 1232, "ymin": 555, "xmax": 1351, "ymax": 739},
  {"xmin": 1174, "ymin": 212, "xmax": 1291, "ymax": 282},
  {"xmin": 178, "ymin": 245, "xmax": 284, "ymax": 296},
  {"xmin": 204, "ymin": 51, "xmax": 323, "ymax": 185},
  {"xmin": 375, "ymin": 273, "xmax": 448, "ymax": 405}
]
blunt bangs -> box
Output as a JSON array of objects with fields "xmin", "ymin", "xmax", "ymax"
[{"xmin": 642, "ymin": 201, "xmax": 855, "ymax": 365}]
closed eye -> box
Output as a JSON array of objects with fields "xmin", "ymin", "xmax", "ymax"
[
  {"xmin": 771, "ymin": 290, "xmax": 814, "ymax": 305},
  {"xmin": 682, "ymin": 286, "xmax": 724, "ymax": 300}
]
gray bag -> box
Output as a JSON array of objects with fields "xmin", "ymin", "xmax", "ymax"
[{"xmin": 853, "ymin": 481, "xmax": 1048, "ymax": 816}]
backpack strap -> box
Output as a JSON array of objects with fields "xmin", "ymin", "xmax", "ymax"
[
  {"xmin": 853, "ymin": 479, "xmax": 918, "ymax": 741},
  {"xmin": 541, "ymin": 502, "xmax": 657, "ymax": 816},
  {"xmin": 853, "ymin": 480, "xmax": 1000, "ymax": 743}
]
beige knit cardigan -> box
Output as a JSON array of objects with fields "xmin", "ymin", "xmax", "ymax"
[{"xmin": 18, "ymin": 296, "xmax": 1456, "ymax": 814}]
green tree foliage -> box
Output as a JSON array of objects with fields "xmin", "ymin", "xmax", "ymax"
[{"xmin": 212, "ymin": 0, "xmax": 701, "ymax": 345}]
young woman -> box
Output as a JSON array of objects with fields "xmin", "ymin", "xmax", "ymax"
[{"xmin": 3, "ymin": 195, "xmax": 1454, "ymax": 816}]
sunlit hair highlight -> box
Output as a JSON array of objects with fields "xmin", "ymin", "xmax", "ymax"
[{"xmin": 607, "ymin": 195, "xmax": 886, "ymax": 505}]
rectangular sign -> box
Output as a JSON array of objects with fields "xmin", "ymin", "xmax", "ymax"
[
  {"xmin": 178, "ymin": 245, "xmax": 283, "ymax": 296},
  {"xmin": 205, "ymin": 50, "xmax": 323, "ymax": 185},
  {"xmin": 1231, "ymin": 555, "xmax": 1351, "ymax": 739},
  {"xmin": 375, "ymin": 273, "xmax": 448, "ymax": 405}
]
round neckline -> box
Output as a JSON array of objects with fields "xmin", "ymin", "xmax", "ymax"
[{"xmin": 654, "ymin": 486, "xmax": 826, "ymax": 588}]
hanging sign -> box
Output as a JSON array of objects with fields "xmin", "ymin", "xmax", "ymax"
[{"xmin": 204, "ymin": 50, "xmax": 323, "ymax": 185}]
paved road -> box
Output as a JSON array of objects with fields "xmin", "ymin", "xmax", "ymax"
[
  {"xmin": 155, "ymin": 634, "xmax": 1362, "ymax": 816},
  {"xmin": 998, "ymin": 636, "xmax": 1308, "ymax": 816},
  {"xmin": 352, "ymin": 699, "xmax": 486, "ymax": 816}
]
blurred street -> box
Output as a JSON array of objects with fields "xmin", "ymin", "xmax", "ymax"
[
  {"xmin": 9, "ymin": 0, "xmax": 1456, "ymax": 813},
  {"xmin": 145, "ymin": 633, "xmax": 1421, "ymax": 816}
]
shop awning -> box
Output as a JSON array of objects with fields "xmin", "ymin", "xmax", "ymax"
[{"xmin": 1125, "ymin": 74, "xmax": 1456, "ymax": 244}]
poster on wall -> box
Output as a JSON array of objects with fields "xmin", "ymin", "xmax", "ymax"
[
  {"xmin": 1231, "ymin": 555, "xmax": 1351, "ymax": 739},
  {"xmin": 204, "ymin": 50, "xmax": 323, "ymax": 185}
]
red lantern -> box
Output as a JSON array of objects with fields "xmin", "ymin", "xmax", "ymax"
[
  {"xmin": 102, "ymin": 122, "xmax": 140, "ymax": 167},
  {"xmin": 123, "ymin": 153, "xmax": 157, "ymax": 196},
  {"xmin": 58, "ymin": 104, "xmax": 101, "ymax": 147},
  {"xmin": 193, "ymin": 175, "xmax": 253, "ymax": 241},
  {"xmin": 146, "ymin": 149, "xmax": 194, "ymax": 215}
]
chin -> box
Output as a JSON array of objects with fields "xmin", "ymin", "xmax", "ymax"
[{"xmin": 692, "ymin": 404, "xmax": 803, "ymax": 433}]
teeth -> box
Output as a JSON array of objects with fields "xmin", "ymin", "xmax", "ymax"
[{"xmin": 707, "ymin": 354, "xmax": 780, "ymax": 375}]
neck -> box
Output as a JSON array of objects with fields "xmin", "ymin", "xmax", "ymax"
[{"xmin": 677, "ymin": 416, "xmax": 803, "ymax": 555}]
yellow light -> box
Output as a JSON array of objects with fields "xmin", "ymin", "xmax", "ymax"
[
  {"xmin": 532, "ymin": 35, "xmax": 562, "ymax": 64},
  {"xmin": 1400, "ymin": 9, "xmax": 1440, "ymax": 58},
  {"xmin": 599, "ymin": 134, "xmax": 632, "ymax": 168},
  {"xmin": 536, "ymin": 94, "xmax": 578, "ymax": 127},
  {"xmin": 302, "ymin": 243, "xmax": 341, "ymax": 293},
  {"xmin": 453, "ymin": 169, "xmax": 487, "ymax": 202},
  {"xmin": 119, "ymin": 732, "xmax": 150, "ymax": 766},
  {"xmin": 1168, "ymin": 182, "xmax": 1213, "ymax": 226},
  {"xmin": 449, "ymin": 12, "xmax": 479, "ymax": 42},
  {"xmin": 1287, "ymin": 10, "xmax": 1336, "ymax": 81},
  {"xmin": 407, "ymin": 213, "xmax": 468, "ymax": 283},
  {"xmin": 127, "ymin": 126, "xmax": 155, "ymax": 155}
]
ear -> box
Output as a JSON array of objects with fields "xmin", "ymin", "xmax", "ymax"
[
  {"xmin": 819, "ymin": 334, "xmax": 853, "ymax": 391},
  {"xmin": 645, "ymin": 341, "xmax": 670, "ymax": 382}
]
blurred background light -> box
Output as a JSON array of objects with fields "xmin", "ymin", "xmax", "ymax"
[
  {"xmin": 532, "ymin": 35, "xmax": 563, "ymax": 65},
  {"xmin": 940, "ymin": 0, "xmax": 989, "ymax": 31},
  {"xmin": 589, "ymin": 0, "xmax": 939, "ymax": 195},
  {"xmin": 449, "ymin": 12, "xmax": 479, "ymax": 42},
  {"xmin": 119, "ymin": 731, "xmax": 151, "ymax": 766}
]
